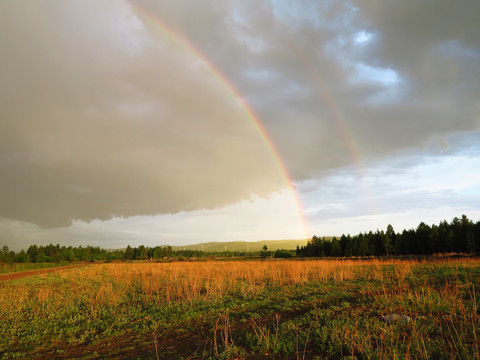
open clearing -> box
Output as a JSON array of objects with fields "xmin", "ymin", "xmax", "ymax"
[{"xmin": 1, "ymin": 258, "xmax": 479, "ymax": 359}]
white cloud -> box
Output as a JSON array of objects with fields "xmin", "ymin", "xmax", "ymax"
[
  {"xmin": 354, "ymin": 31, "xmax": 373, "ymax": 45},
  {"xmin": 354, "ymin": 64, "xmax": 400, "ymax": 85},
  {"xmin": 300, "ymin": 132, "xmax": 480, "ymax": 236}
]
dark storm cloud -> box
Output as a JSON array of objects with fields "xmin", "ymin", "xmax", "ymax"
[
  {"xmin": 136, "ymin": 0, "xmax": 480, "ymax": 173},
  {"xmin": 1, "ymin": 0, "xmax": 479, "ymax": 229},
  {"xmin": 0, "ymin": 0, "xmax": 284, "ymax": 227}
]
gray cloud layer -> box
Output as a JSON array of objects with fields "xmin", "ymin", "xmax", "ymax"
[
  {"xmin": 1, "ymin": 0, "xmax": 479, "ymax": 228},
  {"xmin": 0, "ymin": 0, "xmax": 283, "ymax": 227},
  {"xmin": 134, "ymin": 0, "xmax": 480, "ymax": 174}
]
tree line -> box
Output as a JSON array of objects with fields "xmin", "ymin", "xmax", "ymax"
[
  {"xmin": 0, "ymin": 244, "xmax": 124, "ymax": 264},
  {"xmin": 0, "ymin": 243, "xmax": 271, "ymax": 264},
  {"xmin": 0, "ymin": 244, "xmax": 181, "ymax": 264},
  {"xmin": 1, "ymin": 215, "xmax": 478, "ymax": 264},
  {"xmin": 296, "ymin": 215, "xmax": 480, "ymax": 257},
  {"xmin": 0, "ymin": 242, "xmax": 297, "ymax": 263}
]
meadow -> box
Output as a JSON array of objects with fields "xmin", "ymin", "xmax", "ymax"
[
  {"xmin": 0, "ymin": 262, "xmax": 73, "ymax": 275},
  {"xmin": 0, "ymin": 258, "xmax": 479, "ymax": 359}
]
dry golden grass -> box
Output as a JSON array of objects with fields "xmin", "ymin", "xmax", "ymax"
[
  {"xmin": 1, "ymin": 257, "xmax": 479, "ymax": 359},
  {"xmin": 2, "ymin": 258, "xmax": 478, "ymax": 311}
]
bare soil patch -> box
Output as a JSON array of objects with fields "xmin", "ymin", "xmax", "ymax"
[{"xmin": 0, "ymin": 263, "xmax": 91, "ymax": 282}]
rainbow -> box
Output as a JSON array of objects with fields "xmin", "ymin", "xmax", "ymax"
[
  {"xmin": 274, "ymin": 25, "xmax": 378, "ymax": 214},
  {"xmin": 128, "ymin": 2, "xmax": 312, "ymax": 239}
]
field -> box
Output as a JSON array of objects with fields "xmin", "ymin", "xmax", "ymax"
[{"xmin": 1, "ymin": 258, "xmax": 479, "ymax": 359}]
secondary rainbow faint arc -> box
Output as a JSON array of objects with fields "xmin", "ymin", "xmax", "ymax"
[
  {"xmin": 129, "ymin": 2, "xmax": 311, "ymax": 239},
  {"xmin": 271, "ymin": 20, "xmax": 378, "ymax": 214},
  {"xmin": 306, "ymin": 60, "xmax": 378, "ymax": 214}
]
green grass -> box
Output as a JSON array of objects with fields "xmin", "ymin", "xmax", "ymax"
[
  {"xmin": 0, "ymin": 261, "xmax": 75, "ymax": 274},
  {"xmin": 0, "ymin": 259, "xmax": 479, "ymax": 359}
]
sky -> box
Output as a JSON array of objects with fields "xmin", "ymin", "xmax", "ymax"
[{"xmin": 1, "ymin": 0, "xmax": 479, "ymax": 251}]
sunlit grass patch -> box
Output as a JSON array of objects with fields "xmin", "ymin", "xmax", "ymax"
[{"xmin": 0, "ymin": 258, "xmax": 478, "ymax": 359}]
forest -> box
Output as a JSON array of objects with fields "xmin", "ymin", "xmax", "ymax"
[{"xmin": 297, "ymin": 215, "xmax": 480, "ymax": 257}]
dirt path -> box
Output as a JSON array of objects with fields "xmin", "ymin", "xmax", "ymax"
[
  {"xmin": 29, "ymin": 305, "xmax": 313, "ymax": 359},
  {"xmin": 0, "ymin": 263, "xmax": 91, "ymax": 282}
]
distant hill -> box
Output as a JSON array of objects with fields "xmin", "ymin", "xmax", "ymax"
[{"xmin": 168, "ymin": 239, "xmax": 310, "ymax": 252}]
